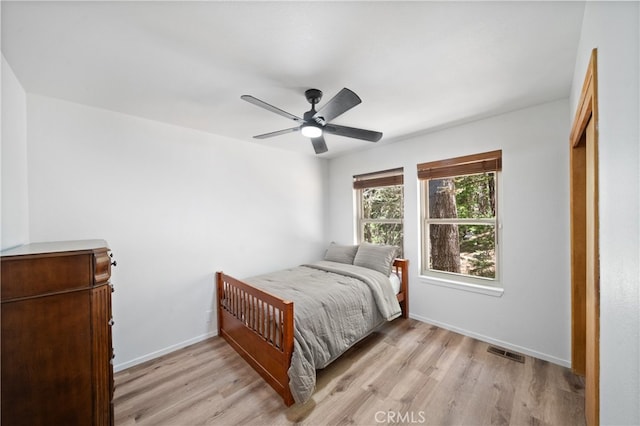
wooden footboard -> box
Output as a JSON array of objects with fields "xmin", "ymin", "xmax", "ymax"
[
  {"xmin": 216, "ymin": 272, "xmax": 295, "ymax": 405},
  {"xmin": 216, "ymin": 258, "xmax": 409, "ymax": 406}
]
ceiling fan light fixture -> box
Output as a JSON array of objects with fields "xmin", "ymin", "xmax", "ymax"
[{"xmin": 301, "ymin": 123, "xmax": 322, "ymax": 138}]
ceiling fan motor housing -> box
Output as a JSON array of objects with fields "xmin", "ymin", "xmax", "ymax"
[{"xmin": 305, "ymin": 89, "xmax": 323, "ymax": 105}]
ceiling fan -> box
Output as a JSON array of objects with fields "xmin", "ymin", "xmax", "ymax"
[{"xmin": 241, "ymin": 88, "xmax": 383, "ymax": 154}]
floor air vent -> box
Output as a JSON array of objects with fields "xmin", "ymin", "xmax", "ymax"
[{"xmin": 487, "ymin": 345, "xmax": 525, "ymax": 363}]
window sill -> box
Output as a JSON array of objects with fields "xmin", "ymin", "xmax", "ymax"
[{"xmin": 419, "ymin": 275, "xmax": 504, "ymax": 297}]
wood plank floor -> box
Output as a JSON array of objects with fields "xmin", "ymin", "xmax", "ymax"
[{"xmin": 114, "ymin": 319, "xmax": 585, "ymax": 425}]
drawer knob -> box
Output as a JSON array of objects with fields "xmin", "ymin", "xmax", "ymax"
[
  {"xmin": 110, "ymin": 253, "xmax": 117, "ymax": 267},
  {"xmin": 109, "ymin": 318, "xmax": 115, "ymax": 326}
]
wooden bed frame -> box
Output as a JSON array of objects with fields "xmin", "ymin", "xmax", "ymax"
[{"xmin": 215, "ymin": 259, "xmax": 409, "ymax": 406}]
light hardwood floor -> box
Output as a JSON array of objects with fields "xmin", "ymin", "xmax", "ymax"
[{"xmin": 114, "ymin": 319, "xmax": 585, "ymax": 425}]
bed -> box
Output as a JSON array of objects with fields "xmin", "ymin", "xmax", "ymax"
[{"xmin": 215, "ymin": 242, "xmax": 409, "ymax": 406}]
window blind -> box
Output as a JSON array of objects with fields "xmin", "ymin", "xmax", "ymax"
[
  {"xmin": 353, "ymin": 167, "xmax": 404, "ymax": 189},
  {"xmin": 417, "ymin": 150, "xmax": 502, "ymax": 180}
]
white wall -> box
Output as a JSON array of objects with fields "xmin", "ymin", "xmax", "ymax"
[
  {"xmin": 570, "ymin": 2, "xmax": 640, "ymax": 424},
  {"xmin": 1, "ymin": 55, "xmax": 29, "ymax": 250},
  {"xmin": 26, "ymin": 94, "xmax": 328, "ymax": 370},
  {"xmin": 328, "ymin": 99, "xmax": 571, "ymax": 365}
]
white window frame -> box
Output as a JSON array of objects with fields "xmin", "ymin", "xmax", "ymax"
[
  {"xmin": 421, "ymin": 173, "xmax": 500, "ymax": 279},
  {"xmin": 417, "ymin": 151, "xmax": 503, "ymax": 296},
  {"xmin": 353, "ymin": 168, "xmax": 404, "ymax": 253}
]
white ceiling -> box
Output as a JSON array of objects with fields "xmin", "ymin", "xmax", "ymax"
[{"xmin": 1, "ymin": 1, "xmax": 585, "ymax": 158}]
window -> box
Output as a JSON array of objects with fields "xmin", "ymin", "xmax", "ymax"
[
  {"xmin": 354, "ymin": 168, "xmax": 404, "ymax": 255},
  {"xmin": 418, "ymin": 150, "xmax": 501, "ymax": 283}
]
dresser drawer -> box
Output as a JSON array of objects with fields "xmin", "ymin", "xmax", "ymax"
[
  {"xmin": 1, "ymin": 247, "xmax": 111, "ymax": 302},
  {"xmin": 1, "ymin": 254, "xmax": 93, "ymax": 301}
]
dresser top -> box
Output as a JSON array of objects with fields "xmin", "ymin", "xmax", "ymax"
[{"xmin": 1, "ymin": 239, "xmax": 109, "ymax": 257}]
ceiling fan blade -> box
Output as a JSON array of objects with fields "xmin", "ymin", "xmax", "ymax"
[
  {"xmin": 310, "ymin": 135, "xmax": 328, "ymax": 154},
  {"xmin": 253, "ymin": 127, "xmax": 300, "ymax": 139},
  {"xmin": 324, "ymin": 124, "xmax": 383, "ymax": 142},
  {"xmin": 314, "ymin": 88, "xmax": 361, "ymax": 122},
  {"xmin": 241, "ymin": 95, "xmax": 303, "ymax": 122}
]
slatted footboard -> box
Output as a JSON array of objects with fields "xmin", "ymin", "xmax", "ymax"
[
  {"xmin": 216, "ymin": 272, "xmax": 295, "ymax": 405},
  {"xmin": 216, "ymin": 258, "xmax": 408, "ymax": 406}
]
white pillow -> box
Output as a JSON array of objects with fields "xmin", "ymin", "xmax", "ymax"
[{"xmin": 389, "ymin": 272, "xmax": 401, "ymax": 295}]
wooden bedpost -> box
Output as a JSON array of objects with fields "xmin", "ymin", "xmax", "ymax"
[
  {"xmin": 393, "ymin": 259, "xmax": 409, "ymax": 318},
  {"xmin": 281, "ymin": 301, "xmax": 295, "ymax": 406},
  {"xmin": 216, "ymin": 272, "xmax": 224, "ymax": 335}
]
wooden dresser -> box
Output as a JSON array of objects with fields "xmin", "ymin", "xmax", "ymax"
[{"xmin": 1, "ymin": 240, "xmax": 115, "ymax": 426}]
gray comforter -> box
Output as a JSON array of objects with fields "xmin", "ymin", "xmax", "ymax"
[{"xmin": 244, "ymin": 260, "xmax": 401, "ymax": 404}]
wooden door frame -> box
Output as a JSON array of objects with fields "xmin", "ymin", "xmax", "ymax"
[{"xmin": 570, "ymin": 48, "xmax": 599, "ymax": 425}]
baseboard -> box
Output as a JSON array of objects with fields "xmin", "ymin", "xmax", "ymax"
[
  {"xmin": 113, "ymin": 330, "xmax": 218, "ymax": 372},
  {"xmin": 409, "ymin": 313, "xmax": 571, "ymax": 368},
  {"xmin": 114, "ymin": 316, "xmax": 571, "ymax": 372}
]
